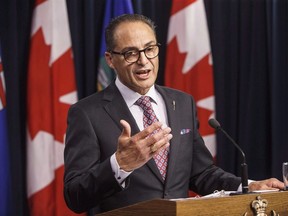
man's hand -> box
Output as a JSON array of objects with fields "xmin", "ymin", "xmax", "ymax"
[
  {"xmin": 249, "ymin": 178, "xmax": 285, "ymax": 191},
  {"xmin": 115, "ymin": 119, "xmax": 173, "ymax": 172}
]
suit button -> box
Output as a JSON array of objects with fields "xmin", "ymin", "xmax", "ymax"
[{"xmin": 164, "ymin": 192, "xmax": 168, "ymax": 197}]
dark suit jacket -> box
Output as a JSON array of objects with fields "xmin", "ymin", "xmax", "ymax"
[{"xmin": 63, "ymin": 82, "xmax": 241, "ymax": 214}]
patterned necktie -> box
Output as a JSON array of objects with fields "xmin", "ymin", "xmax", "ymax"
[{"xmin": 135, "ymin": 96, "xmax": 168, "ymax": 180}]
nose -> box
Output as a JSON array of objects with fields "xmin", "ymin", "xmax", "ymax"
[{"xmin": 137, "ymin": 51, "xmax": 149, "ymax": 65}]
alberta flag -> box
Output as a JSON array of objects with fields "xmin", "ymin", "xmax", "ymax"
[
  {"xmin": 0, "ymin": 44, "xmax": 11, "ymax": 215},
  {"xmin": 165, "ymin": 0, "xmax": 216, "ymax": 157},
  {"xmin": 97, "ymin": 0, "xmax": 133, "ymax": 91},
  {"xmin": 26, "ymin": 0, "xmax": 81, "ymax": 215}
]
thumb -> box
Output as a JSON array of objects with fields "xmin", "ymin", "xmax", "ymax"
[{"xmin": 120, "ymin": 119, "xmax": 131, "ymax": 138}]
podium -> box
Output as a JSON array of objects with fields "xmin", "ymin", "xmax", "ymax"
[{"xmin": 98, "ymin": 191, "xmax": 288, "ymax": 216}]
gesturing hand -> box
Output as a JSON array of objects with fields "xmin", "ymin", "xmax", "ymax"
[{"xmin": 115, "ymin": 119, "xmax": 173, "ymax": 172}]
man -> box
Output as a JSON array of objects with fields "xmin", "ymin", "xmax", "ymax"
[{"xmin": 63, "ymin": 14, "xmax": 284, "ymax": 214}]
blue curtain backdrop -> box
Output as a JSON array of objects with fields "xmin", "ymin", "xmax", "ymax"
[
  {"xmin": 0, "ymin": 0, "xmax": 33, "ymax": 215},
  {"xmin": 0, "ymin": 0, "xmax": 287, "ymax": 215},
  {"xmin": 268, "ymin": 0, "xmax": 288, "ymax": 177},
  {"xmin": 204, "ymin": 0, "xmax": 288, "ymax": 179}
]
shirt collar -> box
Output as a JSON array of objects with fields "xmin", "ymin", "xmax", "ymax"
[{"xmin": 115, "ymin": 77, "xmax": 158, "ymax": 108}]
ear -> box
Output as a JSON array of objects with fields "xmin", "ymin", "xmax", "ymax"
[{"xmin": 105, "ymin": 52, "xmax": 114, "ymax": 69}]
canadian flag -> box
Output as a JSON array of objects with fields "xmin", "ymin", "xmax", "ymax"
[
  {"xmin": 165, "ymin": 0, "xmax": 216, "ymax": 157},
  {"xmin": 26, "ymin": 0, "xmax": 81, "ymax": 215}
]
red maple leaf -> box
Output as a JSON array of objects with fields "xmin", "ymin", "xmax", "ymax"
[
  {"xmin": 27, "ymin": 27, "xmax": 80, "ymax": 216},
  {"xmin": 171, "ymin": 0, "xmax": 197, "ymax": 15},
  {"xmin": 165, "ymin": 37, "xmax": 215, "ymax": 136},
  {"xmin": 27, "ymin": 28, "xmax": 75, "ymax": 143}
]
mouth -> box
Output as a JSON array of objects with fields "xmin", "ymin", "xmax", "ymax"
[{"xmin": 134, "ymin": 69, "xmax": 151, "ymax": 79}]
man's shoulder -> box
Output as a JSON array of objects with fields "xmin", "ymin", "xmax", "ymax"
[
  {"xmin": 156, "ymin": 85, "xmax": 192, "ymax": 98},
  {"xmin": 77, "ymin": 90, "xmax": 103, "ymax": 104},
  {"xmin": 68, "ymin": 93, "xmax": 101, "ymax": 116},
  {"xmin": 72, "ymin": 83, "xmax": 117, "ymax": 109}
]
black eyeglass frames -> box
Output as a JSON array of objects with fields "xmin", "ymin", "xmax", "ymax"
[{"xmin": 110, "ymin": 44, "xmax": 160, "ymax": 63}]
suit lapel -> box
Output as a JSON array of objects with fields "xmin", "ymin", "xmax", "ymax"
[{"xmin": 103, "ymin": 83, "xmax": 139, "ymax": 135}]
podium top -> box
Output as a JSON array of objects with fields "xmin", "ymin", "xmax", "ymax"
[{"xmin": 97, "ymin": 190, "xmax": 288, "ymax": 216}]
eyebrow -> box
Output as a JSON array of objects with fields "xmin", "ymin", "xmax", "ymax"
[{"xmin": 120, "ymin": 41, "xmax": 157, "ymax": 52}]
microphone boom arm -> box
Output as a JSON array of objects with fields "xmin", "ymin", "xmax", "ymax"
[
  {"xmin": 209, "ymin": 118, "xmax": 249, "ymax": 194},
  {"xmin": 218, "ymin": 127, "xmax": 249, "ymax": 193}
]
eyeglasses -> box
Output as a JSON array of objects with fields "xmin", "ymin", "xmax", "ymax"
[{"xmin": 110, "ymin": 44, "xmax": 160, "ymax": 63}]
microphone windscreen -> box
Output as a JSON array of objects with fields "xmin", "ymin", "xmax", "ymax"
[{"xmin": 208, "ymin": 118, "xmax": 221, "ymax": 129}]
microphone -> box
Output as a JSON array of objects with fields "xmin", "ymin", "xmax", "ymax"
[{"xmin": 208, "ymin": 118, "xmax": 249, "ymax": 194}]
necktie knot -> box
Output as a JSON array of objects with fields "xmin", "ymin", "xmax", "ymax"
[
  {"xmin": 135, "ymin": 96, "xmax": 158, "ymax": 126},
  {"xmin": 135, "ymin": 96, "xmax": 152, "ymax": 111}
]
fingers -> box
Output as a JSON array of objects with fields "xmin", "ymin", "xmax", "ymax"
[
  {"xmin": 248, "ymin": 178, "xmax": 285, "ymax": 191},
  {"xmin": 148, "ymin": 129, "xmax": 173, "ymax": 155},
  {"xmin": 133, "ymin": 121, "xmax": 167, "ymax": 138},
  {"xmin": 120, "ymin": 120, "xmax": 169, "ymax": 142},
  {"xmin": 120, "ymin": 121, "xmax": 172, "ymax": 152},
  {"xmin": 116, "ymin": 120, "xmax": 173, "ymax": 171},
  {"xmin": 141, "ymin": 122, "xmax": 171, "ymax": 141},
  {"xmin": 267, "ymin": 178, "xmax": 285, "ymax": 189},
  {"xmin": 120, "ymin": 119, "xmax": 131, "ymax": 138}
]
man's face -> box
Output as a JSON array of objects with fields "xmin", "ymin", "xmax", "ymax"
[{"xmin": 105, "ymin": 21, "xmax": 159, "ymax": 95}]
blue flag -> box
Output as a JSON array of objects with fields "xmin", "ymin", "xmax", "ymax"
[
  {"xmin": 0, "ymin": 45, "xmax": 11, "ymax": 215},
  {"xmin": 97, "ymin": 0, "xmax": 134, "ymax": 91}
]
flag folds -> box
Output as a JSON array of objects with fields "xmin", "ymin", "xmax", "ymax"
[
  {"xmin": 165, "ymin": 0, "xmax": 216, "ymax": 157},
  {"xmin": 97, "ymin": 0, "xmax": 134, "ymax": 91},
  {"xmin": 26, "ymin": 0, "xmax": 79, "ymax": 215}
]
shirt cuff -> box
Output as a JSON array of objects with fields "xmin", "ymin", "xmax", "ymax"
[
  {"xmin": 237, "ymin": 180, "xmax": 255, "ymax": 192},
  {"xmin": 110, "ymin": 153, "xmax": 132, "ymax": 187}
]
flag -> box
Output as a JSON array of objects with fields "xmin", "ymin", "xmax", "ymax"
[
  {"xmin": 0, "ymin": 44, "xmax": 11, "ymax": 215},
  {"xmin": 165, "ymin": 0, "xmax": 216, "ymax": 157},
  {"xmin": 26, "ymin": 0, "xmax": 81, "ymax": 215},
  {"xmin": 97, "ymin": 0, "xmax": 134, "ymax": 91}
]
